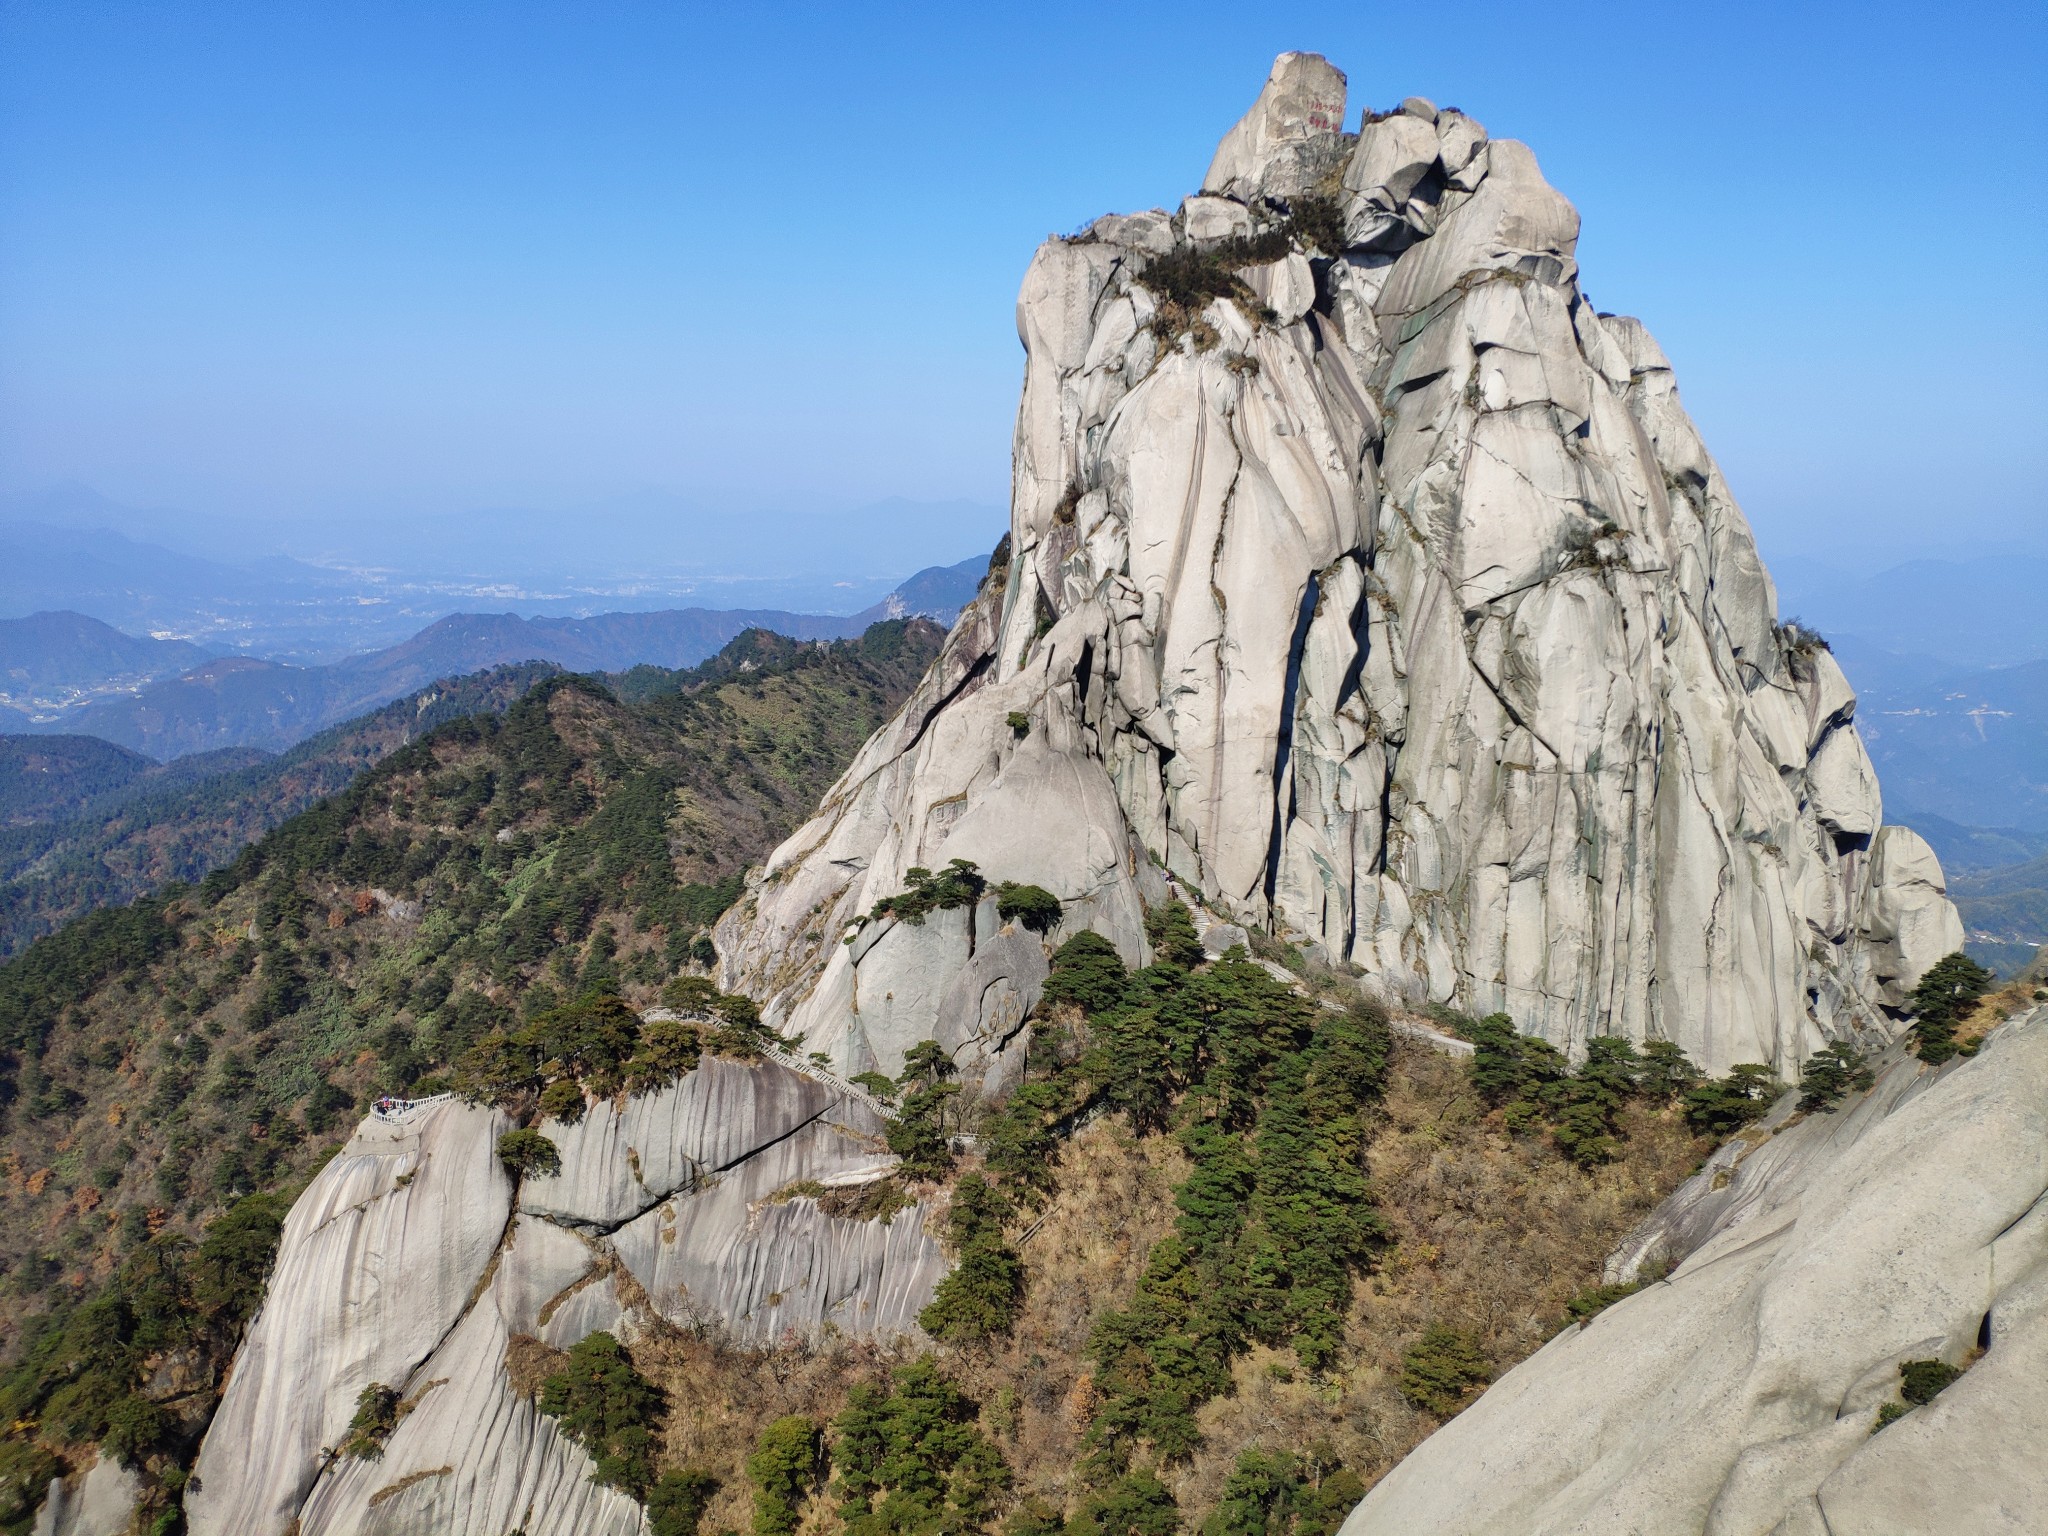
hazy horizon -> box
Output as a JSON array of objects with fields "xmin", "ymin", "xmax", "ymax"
[{"xmin": 2, "ymin": 1, "xmax": 2042, "ymax": 590}]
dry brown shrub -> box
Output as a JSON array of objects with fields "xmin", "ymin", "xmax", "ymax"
[
  {"xmin": 504, "ymin": 1333, "xmax": 568, "ymax": 1400},
  {"xmin": 1957, "ymin": 979, "xmax": 2035, "ymax": 1052},
  {"xmin": 367, "ymin": 1465, "xmax": 453, "ymax": 1507},
  {"xmin": 817, "ymin": 1177, "xmax": 914, "ymax": 1223},
  {"xmin": 947, "ymin": 1118, "xmax": 1188, "ymax": 1507},
  {"xmin": 634, "ymin": 1324, "xmax": 915, "ymax": 1534}
]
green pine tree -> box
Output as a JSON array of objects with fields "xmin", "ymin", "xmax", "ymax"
[
  {"xmin": 1397, "ymin": 1325, "xmax": 1490, "ymax": 1417},
  {"xmin": 1798, "ymin": 1041, "xmax": 1874, "ymax": 1110},
  {"xmin": 747, "ymin": 1416, "xmax": 825, "ymax": 1536},
  {"xmin": 537, "ymin": 1331, "xmax": 664, "ymax": 1496},
  {"xmin": 1907, "ymin": 952, "xmax": 1994, "ymax": 1064}
]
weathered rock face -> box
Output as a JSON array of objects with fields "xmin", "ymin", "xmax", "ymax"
[
  {"xmin": 1343, "ymin": 1005, "xmax": 2048, "ymax": 1534},
  {"xmin": 188, "ymin": 1095, "xmax": 516, "ymax": 1536},
  {"xmin": 189, "ymin": 1058, "xmax": 946, "ymax": 1536},
  {"xmin": 719, "ymin": 53, "xmax": 1961, "ymax": 1077},
  {"xmin": 1204, "ymin": 51, "xmax": 1350, "ymax": 202},
  {"xmin": 30, "ymin": 1455, "xmax": 141, "ymax": 1536}
]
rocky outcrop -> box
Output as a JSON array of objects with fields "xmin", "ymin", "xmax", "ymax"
[
  {"xmin": 718, "ymin": 53, "xmax": 1961, "ymax": 1078},
  {"xmin": 526, "ymin": 1057, "xmax": 948, "ymax": 1344},
  {"xmin": 188, "ymin": 1095, "xmax": 515, "ymax": 1536},
  {"xmin": 288, "ymin": 1213, "xmax": 649, "ymax": 1536},
  {"xmin": 518, "ymin": 1056, "xmax": 848, "ymax": 1230},
  {"xmin": 30, "ymin": 1456, "xmax": 141, "ymax": 1536},
  {"xmin": 189, "ymin": 1059, "xmax": 946, "ymax": 1536},
  {"xmin": 1342, "ymin": 1004, "xmax": 2048, "ymax": 1534},
  {"xmin": 611, "ymin": 1112, "xmax": 943, "ymax": 1345}
]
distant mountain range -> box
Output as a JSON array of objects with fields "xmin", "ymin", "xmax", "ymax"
[
  {"xmin": 0, "ymin": 555, "xmax": 986, "ymax": 759},
  {"xmin": 0, "ymin": 610, "xmax": 217, "ymax": 724},
  {"xmin": 0, "ymin": 516, "xmax": 373, "ymax": 661},
  {"xmin": 1943, "ymin": 852, "xmax": 2048, "ymax": 977},
  {"xmin": 0, "ymin": 735, "xmax": 266, "ymax": 827},
  {"xmin": 0, "ymin": 616, "xmax": 948, "ymax": 958},
  {"xmin": 1892, "ymin": 811, "xmax": 2048, "ymax": 873},
  {"xmin": 0, "ymin": 484, "xmax": 1009, "ymax": 660},
  {"xmin": 0, "ymin": 666, "xmax": 558, "ymax": 956},
  {"xmin": 1773, "ymin": 551, "xmax": 2048, "ymax": 669},
  {"xmin": 1830, "ymin": 639, "xmax": 2048, "ymax": 834},
  {"xmin": 1819, "ymin": 637, "xmax": 2047, "ymax": 975}
]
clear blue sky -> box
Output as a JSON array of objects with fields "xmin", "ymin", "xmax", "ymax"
[{"xmin": 1, "ymin": 0, "xmax": 2042, "ymax": 573}]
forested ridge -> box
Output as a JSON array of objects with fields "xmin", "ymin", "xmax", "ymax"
[
  {"xmin": 0, "ymin": 620, "xmax": 944, "ymax": 1531},
  {"xmin": 0, "ymin": 663, "xmax": 561, "ymax": 957}
]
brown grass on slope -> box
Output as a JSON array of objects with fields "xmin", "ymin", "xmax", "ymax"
[{"xmin": 628, "ymin": 1034, "xmax": 1708, "ymax": 1526}]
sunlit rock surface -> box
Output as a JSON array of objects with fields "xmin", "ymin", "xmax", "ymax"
[
  {"xmin": 1343, "ymin": 1005, "xmax": 2048, "ymax": 1533},
  {"xmin": 187, "ymin": 1097, "xmax": 513, "ymax": 1536},
  {"xmin": 718, "ymin": 53, "xmax": 1960, "ymax": 1080},
  {"xmin": 29, "ymin": 1455, "xmax": 142, "ymax": 1536},
  {"xmin": 189, "ymin": 1056, "xmax": 944, "ymax": 1536}
]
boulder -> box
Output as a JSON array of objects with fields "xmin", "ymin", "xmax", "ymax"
[
  {"xmin": 1435, "ymin": 110, "xmax": 1487, "ymax": 180},
  {"xmin": 1344, "ymin": 112, "xmax": 1439, "ymax": 208},
  {"xmin": 29, "ymin": 1457, "xmax": 141, "ymax": 1536},
  {"xmin": 1180, "ymin": 194, "xmax": 1251, "ymax": 247},
  {"xmin": 1859, "ymin": 825, "xmax": 1967, "ymax": 1001},
  {"xmin": 1242, "ymin": 252, "xmax": 1318, "ymax": 325},
  {"xmin": 1088, "ymin": 209, "xmax": 1175, "ymax": 255},
  {"xmin": 1201, "ymin": 923, "xmax": 1251, "ymax": 957},
  {"xmin": 1808, "ymin": 721, "xmax": 1882, "ymax": 838}
]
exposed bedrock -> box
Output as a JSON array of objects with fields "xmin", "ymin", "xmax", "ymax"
[
  {"xmin": 28, "ymin": 1455, "xmax": 142, "ymax": 1536},
  {"xmin": 187, "ymin": 1095, "xmax": 514, "ymax": 1536},
  {"xmin": 717, "ymin": 54, "xmax": 1960, "ymax": 1078},
  {"xmin": 188, "ymin": 1059, "xmax": 945, "ymax": 1536},
  {"xmin": 1342, "ymin": 1004, "xmax": 2048, "ymax": 1534}
]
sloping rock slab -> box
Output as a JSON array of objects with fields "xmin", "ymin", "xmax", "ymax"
[
  {"xmin": 1340, "ymin": 1007, "xmax": 2048, "ymax": 1534},
  {"xmin": 614, "ymin": 1114, "xmax": 945, "ymax": 1344},
  {"xmin": 519, "ymin": 1056, "xmax": 843, "ymax": 1229},
  {"xmin": 293, "ymin": 1215, "xmax": 643, "ymax": 1536},
  {"xmin": 188, "ymin": 1099, "xmax": 512, "ymax": 1536}
]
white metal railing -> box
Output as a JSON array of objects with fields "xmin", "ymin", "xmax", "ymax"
[{"xmin": 369, "ymin": 1092, "xmax": 453, "ymax": 1121}]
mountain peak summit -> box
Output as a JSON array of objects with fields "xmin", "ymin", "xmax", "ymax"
[
  {"xmin": 1203, "ymin": 50, "xmax": 1349, "ymax": 201},
  {"xmin": 719, "ymin": 53, "xmax": 1961, "ymax": 1084}
]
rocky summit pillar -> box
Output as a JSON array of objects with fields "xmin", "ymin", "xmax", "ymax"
[
  {"xmin": 1204, "ymin": 51, "xmax": 1351, "ymax": 201},
  {"xmin": 716, "ymin": 53, "xmax": 1963, "ymax": 1083}
]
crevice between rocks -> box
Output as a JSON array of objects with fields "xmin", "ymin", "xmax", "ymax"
[
  {"xmin": 900, "ymin": 649, "xmax": 996, "ymax": 761},
  {"xmin": 529, "ymin": 1096, "xmax": 844, "ymax": 1239},
  {"xmin": 1264, "ymin": 573, "xmax": 1321, "ymax": 919}
]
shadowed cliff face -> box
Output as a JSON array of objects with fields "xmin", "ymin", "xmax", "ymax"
[{"xmin": 719, "ymin": 52, "xmax": 1960, "ymax": 1080}]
